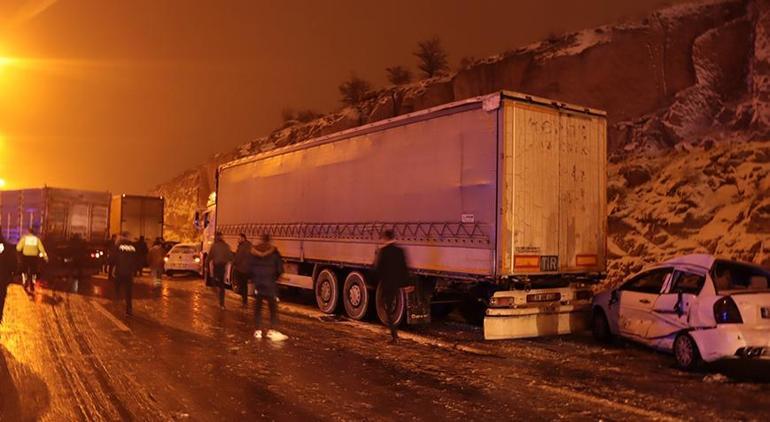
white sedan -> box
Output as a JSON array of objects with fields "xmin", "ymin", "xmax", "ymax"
[
  {"xmin": 164, "ymin": 243, "xmax": 203, "ymax": 277},
  {"xmin": 592, "ymin": 254, "xmax": 770, "ymax": 370}
]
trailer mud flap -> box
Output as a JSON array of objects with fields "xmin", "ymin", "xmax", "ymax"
[{"xmin": 406, "ymin": 279, "xmax": 431, "ymax": 325}]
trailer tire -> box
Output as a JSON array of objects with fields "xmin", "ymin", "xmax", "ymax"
[
  {"xmin": 343, "ymin": 271, "xmax": 370, "ymax": 320},
  {"xmin": 375, "ymin": 284, "xmax": 405, "ymax": 327},
  {"xmin": 315, "ymin": 269, "xmax": 340, "ymax": 314}
]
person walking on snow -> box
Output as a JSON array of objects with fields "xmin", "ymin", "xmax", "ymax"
[
  {"xmin": 16, "ymin": 227, "xmax": 47, "ymax": 295},
  {"xmin": 208, "ymin": 232, "xmax": 233, "ymax": 309},
  {"xmin": 373, "ymin": 229, "xmax": 411, "ymax": 344},
  {"xmin": 233, "ymin": 233, "xmax": 253, "ymax": 307},
  {"xmin": 251, "ymin": 233, "xmax": 287, "ymax": 342},
  {"xmin": 148, "ymin": 239, "xmax": 166, "ymax": 287},
  {"xmin": 114, "ymin": 232, "xmax": 139, "ymax": 316},
  {"xmin": 0, "ymin": 229, "xmax": 17, "ymax": 325}
]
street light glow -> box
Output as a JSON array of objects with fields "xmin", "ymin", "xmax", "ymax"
[{"xmin": 0, "ymin": 178, "xmax": 6, "ymax": 188}]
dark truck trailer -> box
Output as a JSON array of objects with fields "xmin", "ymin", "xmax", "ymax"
[
  {"xmin": 0, "ymin": 187, "xmax": 112, "ymax": 278},
  {"xmin": 109, "ymin": 195, "xmax": 164, "ymax": 242}
]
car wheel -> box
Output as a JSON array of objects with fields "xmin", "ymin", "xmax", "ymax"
[
  {"xmin": 674, "ymin": 333, "xmax": 702, "ymax": 371},
  {"xmin": 591, "ymin": 308, "xmax": 613, "ymax": 343},
  {"xmin": 315, "ymin": 269, "xmax": 340, "ymax": 314}
]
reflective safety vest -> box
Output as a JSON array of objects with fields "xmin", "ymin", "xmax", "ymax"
[{"xmin": 16, "ymin": 234, "xmax": 47, "ymax": 258}]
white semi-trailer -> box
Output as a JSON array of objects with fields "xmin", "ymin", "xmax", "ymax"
[{"xmin": 200, "ymin": 91, "xmax": 607, "ymax": 339}]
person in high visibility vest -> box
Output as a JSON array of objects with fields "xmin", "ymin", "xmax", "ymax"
[{"xmin": 16, "ymin": 227, "xmax": 48, "ymax": 295}]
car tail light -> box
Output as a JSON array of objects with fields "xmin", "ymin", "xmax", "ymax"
[
  {"xmin": 527, "ymin": 292, "xmax": 561, "ymax": 303},
  {"xmin": 714, "ymin": 296, "xmax": 743, "ymax": 324},
  {"xmin": 489, "ymin": 296, "xmax": 515, "ymax": 308}
]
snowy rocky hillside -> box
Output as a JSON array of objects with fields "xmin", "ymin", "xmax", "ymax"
[
  {"xmin": 608, "ymin": 139, "xmax": 770, "ymax": 284},
  {"xmin": 154, "ymin": 0, "xmax": 770, "ymax": 283}
]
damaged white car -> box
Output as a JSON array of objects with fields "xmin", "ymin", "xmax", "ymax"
[{"xmin": 592, "ymin": 254, "xmax": 770, "ymax": 370}]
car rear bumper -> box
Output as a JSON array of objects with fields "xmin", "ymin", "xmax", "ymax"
[
  {"xmin": 164, "ymin": 262, "xmax": 202, "ymax": 273},
  {"xmin": 691, "ymin": 325, "xmax": 770, "ymax": 362},
  {"xmin": 484, "ymin": 303, "xmax": 591, "ymax": 340}
]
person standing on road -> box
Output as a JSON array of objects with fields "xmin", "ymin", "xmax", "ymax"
[
  {"xmin": 0, "ymin": 230, "xmax": 17, "ymax": 325},
  {"xmin": 134, "ymin": 236, "xmax": 148, "ymax": 277},
  {"xmin": 16, "ymin": 227, "xmax": 48, "ymax": 295},
  {"xmin": 148, "ymin": 239, "xmax": 166, "ymax": 287},
  {"xmin": 233, "ymin": 233, "xmax": 253, "ymax": 307},
  {"xmin": 250, "ymin": 233, "xmax": 288, "ymax": 341},
  {"xmin": 67, "ymin": 234, "xmax": 87, "ymax": 293},
  {"xmin": 105, "ymin": 234, "xmax": 117, "ymax": 279},
  {"xmin": 208, "ymin": 232, "xmax": 233, "ymax": 309},
  {"xmin": 114, "ymin": 232, "xmax": 139, "ymax": 316},
  {"xmin": 373, "ymin": 229, "xmax": 411, "ymax": 344}
]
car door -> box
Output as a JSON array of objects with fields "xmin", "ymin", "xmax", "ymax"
[
  {"xmin": 648, "ymin": 270, "xmax": 706, "ymax": 349},
  {"xmin": 616, "ymin": 267, "xmax": 672, "ymax": 342}
]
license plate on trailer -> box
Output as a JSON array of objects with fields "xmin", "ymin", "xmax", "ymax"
[
  {"xmin": 540, "ymin": 256, "xmax": 559, "ymax": 272},
  {"xmin": 762, "ymin": 307, "xmax": 770, "ymax": 319}
]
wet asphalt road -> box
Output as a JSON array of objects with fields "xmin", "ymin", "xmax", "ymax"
[{"xmin": 1, "ymin": 274, "xmax": 769, "ymax": 421}]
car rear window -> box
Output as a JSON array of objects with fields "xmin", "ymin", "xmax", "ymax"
[
  {"xmin": 171, "ymin": 245, "xmax": 198, "ymax": 254},
  {"xmin": 712, "ymin": 261, "xmax": 770, "ymax": 293}
]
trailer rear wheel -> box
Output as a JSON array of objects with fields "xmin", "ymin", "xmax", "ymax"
[
  {"xmin": 376, "ymin": 284, "xmax": 405, "ymax": 327},
  {"xmin": 343, "ymin": 271, "xmax": 370, "ymax": 320},
  {"xmin": 315, "ymin": 269, "xmax": 340, "ymax": 314}
]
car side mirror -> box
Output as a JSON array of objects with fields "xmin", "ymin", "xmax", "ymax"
[{"xmin": 609, "ymin": 290, "xmax": 619, "ymax": 307}]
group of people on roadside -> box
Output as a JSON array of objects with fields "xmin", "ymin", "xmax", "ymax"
[
  {"xmin": 208, "ymin": 231, "xmax": 289, "ymax": 342},
  {"xmin": 207, "ymin": 228, "xmax": 410, "ymax": 344},
  {"xmin": 1, "ymin": 225, "xmax": 412, "ymax": 345}
]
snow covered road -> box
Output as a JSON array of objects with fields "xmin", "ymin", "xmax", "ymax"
[{"xmin": 1, "ymin": 274, "xmax": 768, "ymax": 421}]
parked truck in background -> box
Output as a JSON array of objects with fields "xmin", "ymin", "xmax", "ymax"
[
  {"xmin": 197, "ymin": 91, "xmax": 607, "ymax": 339},
  {"xmin": 0, "ymin": 187, "xmax": 112, "ymax": 273},
  {"xmin": 109, "ymin": 194, "xmax": 165, "ymax": 242}
]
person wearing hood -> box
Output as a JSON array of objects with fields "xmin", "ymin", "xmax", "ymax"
[
  {"xmin": 0, "ymin": 229, "xmax": 18, "ymax": 324},
  {"xmin": 208, "ymin": 232, "xmax": 233, "ymax": 309},
  {"xmin": 250, "ymin": 233, "xmax": 287, "ymax": 342},
  {"xmin": 233, "ymin": 233, "xmax": 253, "ymax": 307}
]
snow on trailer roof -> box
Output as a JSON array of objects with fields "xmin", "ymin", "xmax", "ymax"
[{"xmin": 220, "ymin": 91, "xmax": 607, "ymax": 171}]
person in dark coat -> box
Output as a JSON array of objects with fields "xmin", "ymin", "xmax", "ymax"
[
  {"xmin": 134, "ymin": 236, "xmax": 149, "ymax": 277},
  {"xmin": 233, "ymin": 233, "xmax": 253, "ymax": 306},
  {"xmin": 250, "ymin": 233, "xmax": 287, "ymax": 341},
  {"xmin": 0, "ymin": 229, "xmax": 17, "ymax": 325},
  {"xmin": 114, "ymin": 232, "xmax": 139, "ymax": 316},
  {"xmin": 105, "ymin": 234, "xmax": 117, "ymax": 279},
  {"xmin": 373, "ymin": 229, "xmax": 410, "ymax": 343},
  {"xmin": 67, "ymin": 234, "xmax": 87, "ymax": 292},
  {"xmin": 208, "ymin": 232, "xmax": 233, "ymax": 309}
]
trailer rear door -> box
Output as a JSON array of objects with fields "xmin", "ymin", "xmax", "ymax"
[{"xmin": 502, "ymin": 99, "xmax": 606, "ymax": 276}]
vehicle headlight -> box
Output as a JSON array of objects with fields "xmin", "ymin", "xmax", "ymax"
[
  {"xmin": 164, "ymin": 256, "xmax": 169, "ymax": 262},
  {"xmin": 194, "ymin": 257, "xmax": 201, "ymax": 263}
]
